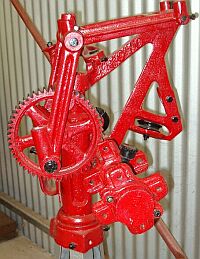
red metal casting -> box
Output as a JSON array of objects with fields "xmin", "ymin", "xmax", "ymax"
[
  {"xmin": 8, "ymin": 0, "xmax": 195, "ymax": 253},
  {"xmin": 85, "ymin": 139, "xmax": 168, "ymax": 234},
  {"xmin": 8, "ymin": 89, "xmax": 102, "ymax": 178}
]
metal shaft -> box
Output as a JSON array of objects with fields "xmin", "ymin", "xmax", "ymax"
[
  {"xmin": 60, "ymin": 244, "xmax": 105, "ymax": 259},
  {"xmin": 10, "ymin": 0, "xmax": 50, "ymax": 62}
]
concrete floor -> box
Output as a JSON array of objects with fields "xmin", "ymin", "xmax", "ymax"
[{"xmin": 0, "ymin": 236, "xmax": 56, "ymax": 259}]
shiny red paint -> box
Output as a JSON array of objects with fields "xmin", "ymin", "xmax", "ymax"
[
  {"xmin": 8, "ymin": 0, "xmax": 193, "ymax": 254},
  {"xmin": 129, "ymin": 150, "xmax": 149, "ymax": 175},
  {"xmin": 89, "ymin": 140, "xmax": 168, "ymax": 234}
]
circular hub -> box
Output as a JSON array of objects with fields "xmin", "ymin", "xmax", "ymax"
[{"xmin": 44, "ymin": 160, "xmax": 58, "ymax": 173}]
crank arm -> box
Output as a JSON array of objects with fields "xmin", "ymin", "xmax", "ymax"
[
  {"xmin": 48, "ymin": 46, "xmax": 82, "ymax": 156},
  {"xmin": 31, "ymin": 14, "xmax": 84, "ymax": 175},
  {"xmin": 32, "ymin": 48, "xmax": 82, "ymax": 174}
]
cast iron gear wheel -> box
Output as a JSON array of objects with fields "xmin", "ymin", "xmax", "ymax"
[{"xmin": 8, "ymin": 88, "xmax": 102, "ymax": 178}]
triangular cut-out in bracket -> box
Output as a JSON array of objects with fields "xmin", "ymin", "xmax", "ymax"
[{"xmin": 142, "ymin": 81, "xmax": 166, "ymax": 116}]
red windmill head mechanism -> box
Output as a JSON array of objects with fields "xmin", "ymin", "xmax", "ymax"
[{"xmin": 8, "ymin": 0, "xmax": 197, "ymax": 253}]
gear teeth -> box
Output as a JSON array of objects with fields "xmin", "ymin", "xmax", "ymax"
[
  {"xmin": 19, "ymin": 101, "xmax": 24, "ymax": 108},
  {"xmin": 9, "ymin": 118, "xmax": 15, "ymax": 124},
  {"xmin": 11, "ymin": 110, "xmax": 16, "ymax": 116},
  {"xmin": 8, "ymin": 123, "xmax": 14, "ymax": 128},
  {"xmin": 49, "ymin": 88, "xmax": 53, "ymax": 94},
  {"xmin": 11, "ymin": 112, "xmax": 18, "ymax": 119},
  {"xmin": 7, "ymin": 89, "xmax": 56, "ymax": 178},
  {"xmin": 27, "ymin": 94, "xmax": 31, "ymax": 100},
  {"xmin": 43, "ymin": 87, "xmax": 47, "ymax": 93},
  {"xmin": 12, "ymin": 152, "xmax": 17, "ymax": 158},
  {"xmin": 7, "ymin": 129, "xmax": 13, "ymax": 134},
  {"xmin": 14, "ymin": 108, "xmax": 21, "ymax": 114},
  {"xmin": 7, "ymin": 125, "xmax": 12, "ymax": 130},
  {"xmin": 32, "ymin": 91, "xmax": 36, "ymax": 97},
  {"xmin": 7, "ymin": 88, "xmax": 102, "ymax": 179}
]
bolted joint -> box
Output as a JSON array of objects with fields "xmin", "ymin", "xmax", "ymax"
[
  {"xmin": 103, "ymin": 225, "xmax": 110, "ymax": 231},
  {"xmin": 190, "ymin": 13, "xmax": 199, "ymax": 20},
  {"xmin": 171, "ymin": 116, "xmax": 179, "ymax": 123},
  {"xmin": 64, "ymin": 32, "xmax": 83, "ymax": 51},
  {"xmin": 143, "ymin": 134, "xmax": 150, "ymax": 141},
  {"xmin": 69, "ymin": 243, "xmax": 76, "ymax": 250},
  {"xmin": 47, "ymin": 41, "xmax": 53, "ymax": 47},
  {"xmin": 166, "ymin": 96, "xmax": 173, "ymax": 103},
  {"xmin": 74, "ymin": 25, "xmax": 80, "ymax": 31},
  {"xmin": 44, "ymin": 160, "xmax": 58, "ymax": 173},
  {"xmin": 181, "ymin": 16, "xmax": 187, "ymax": 23},
  {"xmin": 154, "ymin": 209, "xmax": 161, "ymax": 218},
  {"xmin": 120, "ymin": 144, "xmax": 137, "ymax": 163},
  {"xmin": 106, "ymin": 196, "xmax": 114, "ymax": 203},
  {"xmin": 30, "ymin": 147, "xmax": 37, "ymax": 154},
  {"xmin": 69, "ymin": 37, "xmax": 79, "ymax": 47}
]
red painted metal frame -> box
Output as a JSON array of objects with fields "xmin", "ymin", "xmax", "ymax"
[
  {"xmin": 78, "ymin": 2, "xmax": 188, "ymax": 143},
  {"xmin": 9, "ymin": 0, "xmax": 194, "ymax": 256},
  {"xmin": 41, "ymin": 1, "xmax": 189, "ymax": 174}
]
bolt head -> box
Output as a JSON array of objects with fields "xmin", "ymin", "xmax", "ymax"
[
  {"xmin": 44, "ymin": 160, "xmax": 58, "ymax": 173},
  {"xmin": 143, "ymin": 134, "xmax": 149, "ymax": 141},
  {"xmin": 29, "ymin": 147, "xmax": 37, "ymax": 154},
  {"xmin": 106, "ymin": 196, "xmax": 114, "ymax": 203},
  {"xmin": 69, "ymin": 37, "xmax": 79, "ymax": 47},
  {"xmin": 120, "ymin": 144, "xmax": 137, "ymax": 161},
  {"xmin": 172, "ymin": 116, "xmax": 179, "ymax": 123},
  {"xmin": 154, "ymin": 210, "xmax": 161, "ymax": 218},
  {"xmin": 74, "ymin": 25, "xmax": 80, "ymax": 31},
  {"xmin": 69, "ymin": 243, "xmax": 76, "ymax": 249},
  {"xmin": 190, "ymin": 13, "xmax": 199, "ymax": 20},
  {"xmin": 166, "ymin": 96, "xmax": 173, "ymax": 103},
  {"xmin": 47, "ymin": 41, "xmax": 53, "ymax": 47},
  {"xmin": 103, "ymin": 225, "xmax": 110, "ymax": 231},
  {"xmin": 181, "ymin": 16, "xmax": 187, "ymax": 22}
]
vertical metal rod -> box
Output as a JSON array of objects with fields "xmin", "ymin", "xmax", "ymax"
[
  {"xmin": 60, "ymin": 244, "xmax": 105, "ymax": 259},
  {"xmin": 10, "ymin": 0, "xmax": 50, "ymax": 62},
  {"xmin": 155, "ymin": 219, "xmax": 187, "ymax": 259}
]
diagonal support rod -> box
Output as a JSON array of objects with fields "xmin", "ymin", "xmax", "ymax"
[
  {"xmin": 155, "ymin": 219, "xmax": 187, "ymax": 259},
  {"xmin": 11, "ymin": 0, "xmax": 50, "ymax": 62}
]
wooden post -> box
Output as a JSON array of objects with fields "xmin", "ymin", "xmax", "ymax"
[{"xmin": 0, "ymin": 211, "xmax": 17, "ymax": 241}]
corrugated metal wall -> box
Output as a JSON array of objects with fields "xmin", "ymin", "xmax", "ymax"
[{"xmin": 0, "ymin": 0, "xmax": 199, "ymax": 258}]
